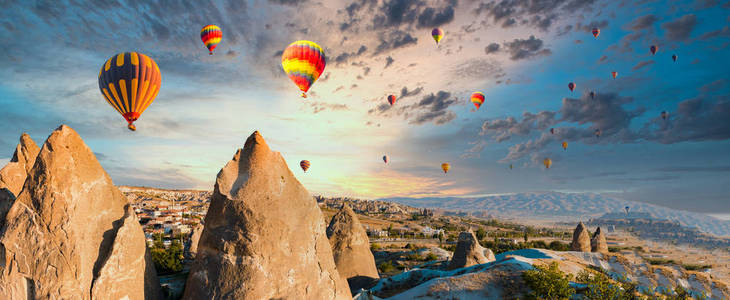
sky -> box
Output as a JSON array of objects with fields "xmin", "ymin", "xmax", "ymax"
[{"xmin": 0, "ymin": 0, "xmax": 729, "ymax": 216}]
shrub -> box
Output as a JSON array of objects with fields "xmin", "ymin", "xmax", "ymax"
[
  {"xmin": 150, "ymin": 239, "xmax": 183, "ymax": 274},
  {"xmin": 424, "ymin": 253, "xmax": 438, "ymax": 261},
  {"xmin": 378, "ymin": 261, "xmax": 395, "ymax": 273},
  {"xmin": 370, "ymin": 243, "xmax": 382, "ymax": 251},
  {"xmin": 522, "ymin": 262, "xmax": 575, "ymax": 300}
]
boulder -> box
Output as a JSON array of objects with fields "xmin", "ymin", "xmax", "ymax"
[
  {"xmin": 591, "ymin": 227, "xmax": 608, "ymax": 253},
  {"xmin": 571, "ymin": 222, "xmax": 591, "ymax": 252},
  {"xmin": 0, "ymin": 125, "xmax": 161, "ymax": 300},
  {"xmin": 0, "ymin": 133, "xmax": 40, "ymax": 196},
  {"xmin": 448, "ymin": 231, "xmax": 492, "ymax": 270},
  {"xmin": 182, "ymin": 131, "xmax": 350, "ymax": 300},
  {"xmin": 327, "ymin": 204, "xmax": 379, "ymax": 293}
]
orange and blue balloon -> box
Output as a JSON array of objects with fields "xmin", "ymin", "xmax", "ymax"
[
  {"xmin": 200, "ymin": 25, "xmax": 222, "ymax": 55},
  {"xmin": 98, "ymin": 52, "xmax": 161, "ymax": 131},
  {"xmin": 281, "ymin": 40, "xmax": 326, "ymax": 98},
  {"xmin": 471, "ymin": 92, "xmax": 485, "ymax": 109},
  {"xmin": 300, "ymin": 160, "xmax": 310, "ymax": 172}
]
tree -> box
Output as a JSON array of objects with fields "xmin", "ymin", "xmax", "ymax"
[
  {"xmin": 522, "ymin": 262, "xmax": 575, "ymax": 300},
  {"xmin": 476, "ymin": 228, "xmax": 487, "ymax": 241},
  {"xmin": 524, "ymin": 232, "xmax": 529, "ymax": 243},
  {"xmin": 150, "ymin": 239, "xmax": 184, "ymax": 274}
]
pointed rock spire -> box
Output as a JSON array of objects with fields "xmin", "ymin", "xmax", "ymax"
[
  {"xmin": 0, "ymin": 133, "xmax": 40, "ymax": 196},
  {"xmin": 448, "ymin": 231, "xmax": 493, "ymax": 270},
  {"xmin": 571, "ymin": 222, "xmax": 591, "ymax": 252},
  {"xmin": 591, "ymin": 227, "xmax": 608, "ymax": 253},
  {"xmin": 183, "ymin": 131, "xmax": 350, "ymax": 300},
  {"xmin": 327, "ymin": 204, "xmax": 379, "ymax": 293}
]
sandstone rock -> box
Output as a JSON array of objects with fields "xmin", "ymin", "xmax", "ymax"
[
  {"xmin": 571, "ymin": 222, "xmax": 591, "ymax": 252},
  {"xmin": 0, "ymin": 125, "xmax": 161, "ymax": 300},
  {"xmin": 483, "ymin": 248, "xmax": 496, "ymax": 262},
  {"xmin": 327, "ymin": 204, "xmax": 379, "ymax": 293},
  {"xmin": 448, "ymin": 231, "xmax": 492, "ymax": 270},
  {"xmin": 182, "ymin": 131, "xmax": 350, "ymax": 300},
  {"xmin": 188, "ymin": 223, "xmax": 204, "ymax": 259},
  {"xmin": 0, "ymin": 133, "xmax": 40, "ymax": 196},
  {"xmin": 591, "ymin": 227, "xmax": 608, "ymax": 253},
  {"xmin": 0, "ymin": 188, "xmax": 14, "ymax": 228}
]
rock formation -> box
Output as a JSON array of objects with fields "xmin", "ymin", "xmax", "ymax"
[
  {"xmin": 182, "ymin": 131, "xmax": 350, "ymax": 300},
  {"xmin": 448, "ymin": 231, "xmax": 493, "ymax": 270},
  {"xmin": 0, "ymin": 188, "xmax": 14, "ymax": 228},
  {"xmin": 483, "ymin": 248, "xmax": 496, "ymax": 262},
  {"xmin": 571, "ymin": 222, "xmax": 592, "ymax": 252},
  {"xmin": 0, "ymin": 133, "xmax": 40, "ymax": 196},
  {"xmin": 187, "ymin": 223, "xmax": 204, "ymax": 259},
  {"xmin": 591, "ymin": 227, "xmax": 608, "ymax": 253},
  {"xmin": 0, "ymin": 125, "xmax": 161, "ymax": 300},
  {"xmin": 327, "ymin": 204, "xmax": 379, "ymax": 293}
]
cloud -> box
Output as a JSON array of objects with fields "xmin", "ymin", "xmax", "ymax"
[
  {"xmin": 648, "ymin": 96, "xmax": 730, "ymax": 144},
  {"xmin": 627, "ymin": 14, "xmax": 657, "ymax": 30},
  {"xmin": 632, "ymin": 60, "xmax": 655, "ymax": 71},
  {"xmin": 334, "ymin": 45, "xmax": 368, "ymax": 65},
  {"xmin": 699, "ymin": 25, "xmax": 730, "ymax": 40},
  {"xmin": 656, "ymin": 166, "xmax": 730, "ymax": 173},
  {"xmin": 369, "ymin": 90, "xmax": 458, "ymax": 125},
  {"xmin": 416, "ymin": 5, "xmax": 456, "ymax": 28},
  {"xmin": 308, "ymin": 101, "xmax": 350, "ymax": 114},
  {"xmin": 374, "ymin": 30, "xmax": 418, "ymax": 54},
  {"xmin": 661, "ymin": 14, "xmax": 697, "ymax": 41},
  {"xmin": 268, "ymin": 0, "xmax": 308, "ymax": 5},
  {"xmin": 576, "ymin": 20, "xmax": 609, "ymax": 33},
  {"xmin": 598, "ymin": 55, "xmax": 608, "ymax": 63},
  {"xmin": 475, "ymin": 0, "xmax": 599, "ymax": 31},
  {"xmin": 484, "ymin": 43, "xmax": 500, "ymax": 54},
  {"xmin": 503, "ymin": 35, "xmax": 552, "ymax": 60}
]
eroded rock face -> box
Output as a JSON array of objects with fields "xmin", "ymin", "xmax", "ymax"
[
  {"xmin": 448, "ymin": 231, "xmax": 492, "ymax": 270},
  {"xmin": 327, "ymin": 204, "xmax": 379, "ymax": 293},
  {"xmin": 0, "ymin": 189, "xmax": 14, "ymax": 229},
  {"xmin": 0, "ymin": 133, "xmax": 40, "ymax": 196},
  {"xmin": 571, "ymin": 222, "xmax": 591, "ymax": 252},
  {"xmin": 0, "ymin": 125, "xmax": 161, "ymax": 300},
  {"xmin": 182, "ymin": 131, "xmax": 350, "ymax": 300},
  {"xmin": 188, "ymin": 223, "xmax": 204, "ymax": 259},
  {"xmin": 591, "ymin": 227, "xmax": 608, "ymax": 253}
]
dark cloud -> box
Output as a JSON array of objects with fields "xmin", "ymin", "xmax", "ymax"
[
  {"xmin": 226, "ymin": 50, "xmax": 238, "ymax": 58},
  {"xmin": 484, "ymin": 43, "xmax": 500, "ymax": 54},
  {"xmin": 371, "ymin": 0, "xmax": 457, "ymax": 29},
  {"xmin": 334, "ymin": 45, "xmax": 368, "ymax": 65},
  {"xmin": 576, "ymin": 20, "xmax": 609, "ymax": 33},
  {"xmin": 308, "ymin": 101, "xmax": 349, "ymax": 114},
  {"xmin": 374, "ymin": 30, "xmax": 418, "ymax": 54},
  {"xmin": 632, "ymin": 60, "xmax": 655, "ymax": 71},
  {"xmin": 699, "ymin": 25, "xmax": 730, "ymax": 40},
  {"xmin": 451, "ymin": 58, "xmax": 504, "ymax": 80},
  {"xmin": 268, "ymin": 0, "xmax": 307, "ymax": 5},
  {"xmin": 699, "ymin": 79, "xmax": 727, "ymax": 93},
  {"xmin": 410, "ymin": 91, "xmax": 457, "ymax": 125},
  {"xmin": 661, "ymin": 14, "xmax": 697, "ymax": 41},
  {"xmin": 628, "ymin": 14, "xmax": 657, "ymax": 30},
  {"xmin": 384, "ymin": 56, "xmax": 395, "ymax": 68},
  {"xmin": 475, "ymin": 0, "xmax": 598, "ymax": 31},
  {"xmin": 416, "ymin": 6, "xmax": 456, "ymax": 28},
  {"xmin": 648, "ymin": 96, "xmax": 730, "ymax": 144},
  {"xmin": 400, "ymin": 86, "xmax": 424, "ymax": 98},
  {"xmin": 656, "ymin": 166, "xmax": 730, "ymax": 173},
  {"xmin": 503, "ymin": 36, "xmax": 552, "ymax": 60},
  {"xmin": 598, "ymin": 55, "xmax": 608, "ymax": 63}
]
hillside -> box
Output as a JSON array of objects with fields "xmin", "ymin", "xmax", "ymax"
[{"xmin": 382, "ymin": 192, "xmax": 730, "ymax": 237}]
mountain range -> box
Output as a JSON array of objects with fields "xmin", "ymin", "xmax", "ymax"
[{"xmin": 381, "ymin": 192, "xmax": 730, "ymax": 237}]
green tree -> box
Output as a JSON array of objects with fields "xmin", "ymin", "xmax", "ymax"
[
  {"xmin": 476, "ymin": 228, "xmax": 486, "ymax": 241},
  {"xmin": 150, "ymin": 239, "xmax": 183, "ymax": 274},
  {"xmin": 522, "ymin": 262, "xmax": 575, "ymax": 300}
]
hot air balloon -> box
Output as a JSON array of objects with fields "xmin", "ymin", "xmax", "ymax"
[
  {"xmin": 200, "ymin": 25, "xmax": 222, "ymax": 55},
  {"xmin": 592, "ymin": 28, "xmax": 600, "ymax": 38},
  {"xmin": 550, "ymin": 128, "xmax": 555, "ymax": 135},
  {"xmin": 611, "ymin": 71, "xmax": 618, "ymax": 79},
  {"xmin": 562, "ymin": 141, "xmax": 568, "ymax": 150},
  {"xmin": 595, "ymin": 128, "xmax": 602, "ymax": 138},
  {"xmin": 300, "ymin": 160, "xmax": 310, "ymax": 172},
  {"xmin": 441, "ymin": 163, "xmax": 450, "ymax": 174},
  {"xmin": 98, "ymin": 52, "xmax": 161, "ymax": 131},
  {"xmin": 650, "ymin": 45, "xmax": 658, "ymax": 55},
  {"xmin": 568, "ymin": 82, "xmax": 576, "ymax": 92},
  {"xmin": 590, "ymin": 91, "xmax": 595, "ymax": 99},
  {"xmin": 388, "ymin": 95, "xmax": 396, "ymax": 106},
  {"xmin": 432, "ymin": 28, "xmax": 444, "ymax": 45},
  {"xmin": 661, "ymin": 111, "xmax": 668, "ymax": 120},
  {"xmin": 281, "ymin": 40, "xmax": 326, "ymax": 98},
  {"xmin": 624, "ymin": 206, "xmax": 630, "ymax": 215},
  {"xmin": 383, "ymin": 155, "xmax": 389, "ymax": 164},
  {"xmin": 471, "ymin": 92, "xmax": 485, "ymax": 110},
  {"xmin": 543, "ymin": 158, "xmax": 552, "ymax": 169},
  {"xmin": 672, "ymin": 54, "xmax": 677, "ymax": 62}
]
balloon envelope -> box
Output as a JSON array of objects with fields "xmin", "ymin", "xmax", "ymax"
[
  {"xmin": 568, "ymin": 82, "xmax": 576, "ymax": 92},
  {"xmin": 98, "ymin": 52, "xmax": 161, "ymax": 131},
  {"xmin": 611, "ymin": 71, "xmax": 618, "ymax": 79},
  {"xmin": 562, "ymin": 141, "xmax": 568, "ymax": 150},
  {"xmin": 281, "ymin": 40, "xmax": 326, "ymax": 97},
  {"xmin": 672, "ymin": 54, "xmax": 677, "ymax": 62},
  {"xmin": 383, "ymin": 155, "xmax": 388, "ymax": 163},
  {"xmin": 200, "ymin": 25, "xmax": 222, "ymax": 55},
  {"xmin": 470, "ymin": 92, "xmax": 485, "ymax": 109},
  {"xmin": 388, "ymin": 95, "xmax": 396, "ymax": 106},
  {"xmin": 432, "ymin": 28, "xmax": 444, "ymax": 44},
  {"xmin": 441, "ymin": 163, "xmax": 450, "ymax": 173},
  {"xmin": 543, "ymin": 158, "xmax": 552, "ymax": 169},
  {"xmin": 300, "ymin": 160, "xmax": 310, "ymax": 172},
  {"xmin": 592, "ymin": 28, "xmax": 600, "ymax": 38},
  {"xmin": 650, "ymin": 45, "xmax": 658, "ymax": 55}
]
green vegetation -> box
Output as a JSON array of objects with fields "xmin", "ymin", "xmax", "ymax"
[
  {"xmin": 378, "ymin": 261, "xmax": 396, "ymax": 273},
  {"xmin": 522, "ymin": 262, "xmax": 575, "ymax": 300},
  {"xmin": 475, "ymin": 228, "xmax": 486, "ymax": 240},
  {"xmin": 645, "ymin": 258, "xmax": 677, "ymax": 265},
  {"xmin": 424, "ymin": 253, "xmax": 438, "ymax": 261},
  {"xmin": 149, "ymin": 238, "xmax": 183, "ymax": 275},
  {"xmin": 682, "ymin": 263, "xmax": 712, "ymax": 271},
  {"xmin": 405, "ymin": 253, "xmax": 422, "ymax": 261},
  {"xmin": 370, "ymin": 243, "xmax": 382, "ymax": 251},
  {"xmin": 575, "ymin": 269, "xmax": 639, "ymax": 300},
  {"xmin": 480, "ymin": 240, "xmax": 570, "ymax": 254}
]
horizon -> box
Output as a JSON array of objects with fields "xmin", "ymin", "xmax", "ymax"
[{"xmin": 1, "ymin": 1, "xmax": 729, "ymax": 216}]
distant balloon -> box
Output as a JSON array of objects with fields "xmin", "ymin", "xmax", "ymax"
[
  {"xmin": 543, "ymin": 158, "xmax": 552, "ymax": 169},
  {"xmin": 661, "ymin": 111, "xmax": 668, "ymax": 120},
  {"xmin": 625, "ymin": 206, "xmax": 630, "ymax": 215},
  {"xmin": 611, "ymin": 71, "xmax": 618, "ymax": 79},
  {"xmin": 650, "ymin": 45, "xmax": 658, "ymax": 55},
  {"xmin": 98, "ymin": 52, "xmax": 161, "ymax": 131},
  {"xmin": 562, "ymin": 141, "xmax": 568, "ymax": 150},
  {"xmin": 383, "ymin": 155, "xmax": 389, "ymax": 164},
  {"xmin": 388, "ymin": 94, "xmax": 396, "ymax": 106},
  {"xmin": 281, "ymin": 40, "xmax": 326, "ymax": 98},
  {"xmin": 568, "ymin": 82, "xmax": 576, "ymax": 92},
  {"xmin": 595, "ymin": 128, "xmax": 602, "ymax": 138},
  {"xmin": 441, "ymin": 163, "xmax": 450, "ymax": 174},
  {"xmin": 672, "ymin": 54, "xmax": 677, "ymax": 62},
  {"xmin": 592, "ymin": 28, "xmax": 600, "ymax": 38},
  {"xmin": 471, "ymin": 92, "xmax": 485, "ymax": 110},
  {"xmin": 432, "ymin": 28, "xmax": 444, "ymax": 45},
  {"xmin": 550, "ymin": 128, "xmax": 555, "ymax": 135},
  {"xmin": 200, "ymin": 25, "xmax": 222, "ymax": 55},
  {"xmin": 300, "ymin": 160, "xmax": 310, "ymax": 172},
  {"xmin": 590, "ymin": 91, "xmax": 595, "ymax": 99}
]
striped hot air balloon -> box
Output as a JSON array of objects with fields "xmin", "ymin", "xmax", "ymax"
[
  {"xmin": 592, "ymin": 27, "xmax": 600, "ymax": 38},
  {"xmin": 568, "ymin": 82, "xmax": 576, "ymax": 92},
  {"xmin": 611, "ymin": 71, "xmax": 618, "ymax": 79},
  {"xmin": 388, "ymin": 94, "xmax": 396, "ymax": 106},
  {"xmin": 470, "ymin": 92, "xmax": 485, "ymax": 109},
  {"xmin": 281, "ymin": 40, "xmax": 326, "ymax": 98},
  {"xmin": 98, "ymin": 52, "xmax": 161, "ymax": 131},
  {"xmin": 300, "ymin": 160, "xmax": 310, "ymax": 172},
  {"xmin": 200, "ymin": 25, "xmax": 222, "ymax": 55},
  {"xmin": 432, "ymin": 28, "xmax": 444, "ymax": 45}
]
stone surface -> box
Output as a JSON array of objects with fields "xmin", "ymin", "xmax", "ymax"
[
  {"xmin": 0, "ymin": 125, "xmax": 161, "ymax": 300},
  {"xmin": 483, "ymin": 248, "xmax": 496, "ymax": 262},
  {"xmin": 448, "ymin": 231, "xmax": 492, "ymax": 270},
  {"xmin": 591, "ymin": 227, "xmax": 608, "ymax": 253},
  {"xmin": 0, "ymin": 133, "xmax": 40, "ymax": 196},
  {"xmin": 188, "ymin": 223, "xmax": 204, "ymax": 259},
  {"xmin": 0, "ymin": 188, "xmax": 14, "ymax": 229},
  {"xmin": 326, "ymin": 204, "xmax": 379, "ymax": 293},
  {"xmin": 182, "ymin": 131, "xmax": 350, "ymax": 300},
  {"xmin": 571, "ymin": 222, "xmax": 592, "ymax": 252}
]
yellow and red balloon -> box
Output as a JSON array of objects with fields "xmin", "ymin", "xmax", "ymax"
[
  {"xmin": 200, "ymin": 25, "xmax": 222, "ymax": 55},
  {"xmin": 281, "ymin": 40, "xmax": 326, "ymax": 98}
]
